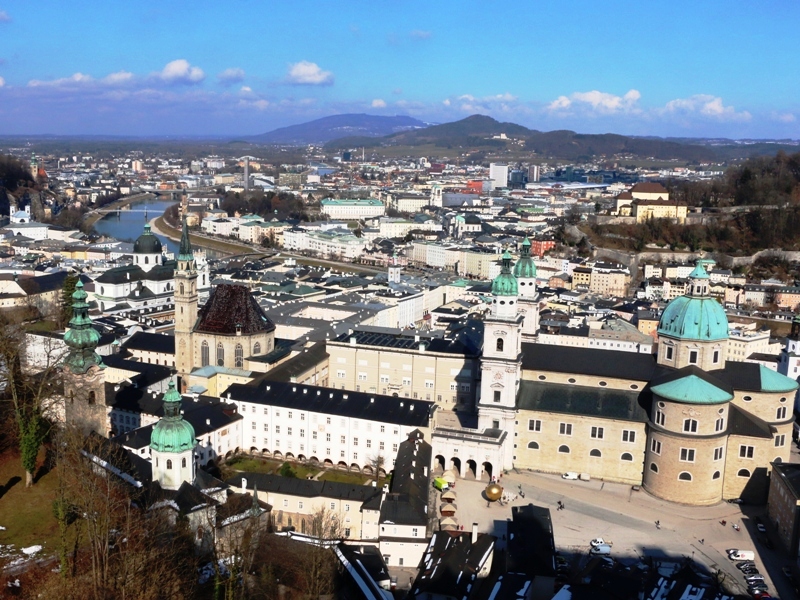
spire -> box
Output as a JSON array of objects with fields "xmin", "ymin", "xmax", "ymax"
[
  {"xmin": 178, "ymin": 215, "xmax": 194, "ymax": 261},
  {"xmin": 250, "ymin": 484, "xmax": 261, "ymax": 516},
  {"xmin": 63, "ymin": 280, "xmax": 103, "ymax": 374}
]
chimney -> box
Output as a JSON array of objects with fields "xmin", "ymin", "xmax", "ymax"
[
  {"xmin": 241, "ymin": 477, "xmax": 248, "ymax": 493},
  {"xmin": 419, "ymin": 342, "xmax": 426, "ymax": 352},
  {"xmin": 472, "ymin": 523, "xmax": 478, "ymax": 545},
  {"xmin": 350, "ymin": 336, "xmax": 356, "ymax": 345}
]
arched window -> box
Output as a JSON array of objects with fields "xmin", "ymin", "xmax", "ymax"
[
  {"xmin": 737, "ymin": 468, "xmax": 751, "ymax": 478},
  {"xmin": 590, "ymin": 449, "xmax": 601, "ymax": 457},
  {"xmin": 180, "ymin": 283, "xmax": 184, "ymax": 295},
  {"xmin": 217, "ymin": 343, "xmax": 224, "ymax": 366},
  {"xmin": 166, "ymin": 459, "xmax": 173, "ymax": 470},
  {"xmin": 182, "ymin": 457, "xmax": 187, "ymax": 468},
  {"xmin": 712, "ymin": 471, "xmax": 721, "ymax": 479},
  {"xmin": 527, "ymin": 441, "xmax": 539, "ymax": 449},
  {"xmin": 253, "ymin": 342, "xmax": 261, "ymax": 355},
  {"xmin": 145, "ymin": 256, "xmax": 149, "ymax": 264},
  {"xmin": 650, "ymin": 463, "xmax": 658, "ymax": 473},
  {"xmin": 678, "ymin": 471, "xmax": 692, "ymax": 481},
  {"xmin": 621, "ymin": 453, "xmax": 633, "ymax": 461},
  {"xmin": 777, "ymin": 406, "xmax": 787, "ymax": 420},
  {"xmin": 496, "ymin": 338, "xmax": 504, "ymax": 352},
  {"xmin": 235, "ymin": 344, "xmax": 243, "ymax": 368},
  {"xmin": 201, "ymin": 341, "xmax": 209, "ymax": 366},
  {"xmin": 558, "ymin": 445, "xmax": 570, "ymax": 454}
]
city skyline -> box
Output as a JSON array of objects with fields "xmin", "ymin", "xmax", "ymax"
[{"xmin": 0, "ymin": 0, "xmax": 798, "ymax": 138}]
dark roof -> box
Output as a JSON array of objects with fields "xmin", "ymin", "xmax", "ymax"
[
  {"xmin": 631, "ymin": 182, "xmax": 668, "ymax": 194},
  {"xmin": 507, "ymin": 504, "xmax": 556, "ymax": 578},
  {"xmin": 521, "ymin": 343, "xmax": 661, "ymax": 382},
  {"xmin": 83, "ymin": 432, "xmax": 152, "ymax": 488},
  {"xmin": 216, "ymin": 491, "xmax": 271, "ymax": 525},
  {"xmin": 257, "ymin": 341, "xmax": 328, "ymax": 382},
  {"xmin": 152, "ymin": 481, "xmax": 219, "ymax": 514},
  {"xmin": 195, "ymin": 283, "xmax": 275, "ymax": 335},
  {"xmin": 517, "ymin": 380, "xmax": 649, "ymax": 422},
  {"xmin": 102, "ymin": 354, "xmax": 172, "ymax": 388},
  {"xmin": 380, "ymin": 430, "xmax": 431, "ymax": 526},
  {"xmin": 246, "ymin": 338, "xmax": 293, "ymax": 365},
  {"xmin": 223, "ymin": 381, "xmax": 432, "ymax": 428},
  {"xmin": 727, "ymin": 404, "xmax": 774, "ymax": 439},
  {"xmin": 121, "ymin": 331, "xmax": 176, "ymax": 354},
  {"xmin": 332, "ymin": 325, "xmax": 482, "ymax": 357},
  {"xmin": 771, "ymin": 462, "xmax": 800, "ymax": 499},
  {"xmin": 410, "ymin": 531, "xmax": 495, "ymax": 598},
  {"xmin": 229, "ymin": 472, "xmax": 382, "ymax": 507},
  {"xmin": 16, "ymin": 271, "xmax": 71, "ymax": 295},
  {"xmin": 649, "ymin": 365, "xmax": 734, "ymax": 396},
  {"xmin": 95, "ymin": 263, "xmax": 175, "ymax": 284},
  {"xmin": 712, "ymin": 362, "xmax": 777, "ymax": 392}
]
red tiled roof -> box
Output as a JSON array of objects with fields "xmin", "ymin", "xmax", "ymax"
[{"xmin": 194, "ymin": 284, "xmax": 275, "ymax": 335}]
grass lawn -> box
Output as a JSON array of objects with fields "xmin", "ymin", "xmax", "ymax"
[
  {"xmin": 318, "ymin": 470, "xmax": 386, "ymax": 488},
  {"xmin": 226, "ymin": 456, "xmax": 321, "ymax": 480},
  {"xmin": 0, "ymin": 448, "xmax": 59, "ymax": 557},
  {"xmin": 25, "ymin": 320, "xmax": 59, "ymax": 333}
]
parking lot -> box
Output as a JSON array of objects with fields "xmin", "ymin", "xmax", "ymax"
[{"xmin": 435, "ymin": 470, "xmax": 795, "ymax": 598}]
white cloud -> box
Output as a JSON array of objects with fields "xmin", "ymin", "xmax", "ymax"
[
  {"xmin": 548, "ymin": 89, "xmax": 641, "ymax": 114},
  {"xmin": 102, "ymin": 71, "xmax": 134, "ymax": 85},
  {"xmin": 0, "ymin": 11, "xmax": 10, "ymax": 23},
  {"xmin": 452, "ymin": 92, "xmax": 519, "ymax": 113},
  {"xmin": 240, "ymin": 86, "xmax": 253, "ymax": 94},
  {"xmin": 662, "ymin": 94, "xmax": 750, "ymax": 122},
  {"xmin": 442, "ymin": 98, "xmax": 451, "ymax": 106},
  {"xmin": 157, "ymin": 59, "xmax": 205, "ymax": 84},
  {"xmin": 28, "ymin": 73, "xmax": 94, "ymax": 87},
  {"xmin": 218, "ymin": 67, "xmax": 245, "ymax": 85},
  {"xmin": 0, "ymin": 76, "xmax": 4, "ymax": 88},
  {"xmin": 238, "ymin": 98, "xmax": 269, "ymax": 110},
  {"xmin": 772, "ymin": 111, "xmax": 796, "ymax": 123},
  {"xmin": 371, "ymin": 98, "xmax": 386, "ymax": 108},
  {"xmin": 410, "ymin": 29, "xmax": 431, "ymax": 40},
  {"xmin": 286, "ymin": 61, "xmax": 334, "ymax": 85}
]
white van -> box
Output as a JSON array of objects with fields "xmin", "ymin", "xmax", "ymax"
[
  {"xmin": 590, "ymin": 544, "xmax": 612, "ymax": 556},
  {"xmin": 729, "ymin": 550, "xmax": 755, "ymax": 561}
]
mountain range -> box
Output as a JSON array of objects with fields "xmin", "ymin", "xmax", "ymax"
[
  {"xmin": 247, "ymin": 114, "xmax": 427, "ymax": 145},
  {"xmin": 249, "ymin": 113, "xmax": 800, "ymax": 162}
]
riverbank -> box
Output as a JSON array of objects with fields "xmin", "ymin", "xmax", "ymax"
[
  {"xmin": 83, "ymin": 192, "xmax": 160, "ymax": 229},
  {"xmin": 150, "ymin": 215, "xmax": 256, "ymax": 256}
]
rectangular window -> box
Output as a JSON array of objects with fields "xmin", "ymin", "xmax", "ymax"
[
  {"xmin": 655, "ymin": 411, "xmax": 665, "ymax": 426},
  {"xmin": 379, "ymin": 441, "xmax": 385, "ymax": 450},
  {"xmin": 312, "ymin": 431, "xmax": 317, "ymax": 440},
  {"xmin": 688, "ymin": 350, "xmax": 698, "ymax": 364},
  {"xmin": 340, "ymin": 450, "xmax": 345, "ymax": 458},
  {"xmin": 251, "ymin": 422, "xmax": 256, "ymax": 430},
  {"xmin": 345, "ymin": 528, "xmax": 351, "ymax": 537},
  {"xmin": 300, "ymin": 429, "xmax": 305, "ymax": 438},
  {"xmin": 353, "ymin": 438, "xmax": 359, "ymax": 446},
  {"xmin": 402, "ymin": 377, "xmax": 411, "ymax": 387},
  {"xmin": 622, "ymin": 430, "xmax": 636, "ymax": 443},
  {"xmin": 713, "ymin": 350, "xmax": 720, "ymax": 363},
  {"xmin": 298, "ymin": 501, "xmax": 304, "ymax": 509},
  {"xmin": 683, "ymin": 419, "xmax": 697, "ymax": 433},
  {"xmin": 326, "ymin": 433, "xmax": 331, "ymax": 442},
  {"xmin": 275, "ymin": 426, "xmax": 280, "ymax": 434},
  {"xmin": 300, "ymin": 414, "xmax": 305, "ymax": 421},
  {"xmin": 739, "ymin": 445, "xmax": 754, "ymax": 459},
  {"xmin": 326, "ymin": 417, "xmax": 331, "ymax": 425},
  {"xmin": 345, "ymin": 504, "xmax": 350, "ymax": 512},
  {"xmin": 366, "ymin": 440, "xmax": 371, "ymax": 448},
  {"xmin": 337, "ymin": 370, "xmax": 345, "ymax": 378},
  {"xmin": 340, "ymin": 436, "xmax": 346, "ymax": 444},
  {"xmin": 715, "ymin": 418, "xmax": 724, "ymax": 432},
  {"xmin": 665, "ymin": 346, "xmax": 674, "ymax": 360},
  {"xmin": 528, "ymin": 419, "xmax": 541, "ymax": 432},
  {"xmin": 264, "ymin": 424, "xmax": 268, "ymax": 432},
  {"xmin": 287, "ymin": 427, "xmax": 292, "ymax": 436},
  {"xmin": 591, "ymin": 426, "xmax": 604, "ymax": 439},
  {"xmin": 559, "ymin": 423, "xmax": 572, "ymax": 436},
  {"xmin": 358, "ymin": 373, "xmax": 367, "ymax": 381},
  {"xmin": 775, "ymin": 434, "xmax": 786, "ymax": 447},
  {"xmin": 412, "ymin": 527, "xmax": 418, "ymax": 537},
  {"xmin": 380, "ymin": 425, "xmax": 385, "ymax": 433},
  {"xmin": 493, "ymin": 390, "xmax": 501, "ymax": 403},
  {"xmin": 330, "ymin": 502, "xmax": 335, "ymax": 510},
  {"xmin": 288, "ymin": 411, "xmax": 293, "ymax": 419},
  {"xmin": 650, "ymin": 439, "xmax": 661, "ymax": 455},
  {"xmin": 380, "ymin": 375, "xmax": 389, "ymax": 383},
  {"xmin": 680, "ymin": 448, "xmax": 695, "ymax": 462},
  {"xmin": 392, "ymin": 443, "xmax": 398, "ymax": 452},
  {"xmin": 713, "ymin": 447, "xmax": 723, "ymax": 461}
]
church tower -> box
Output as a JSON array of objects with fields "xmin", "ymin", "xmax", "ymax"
[
  {"xmin": 63, "ymin": 280, "xmax": 109, "ymax": 436},
  {"xmin": 150, "ymin": 379, "xmax": 196, "ymax": 490},
  {"xmin": 175, "ymin": 217, "xmax": 198, "ymax": 388},
  {"xmin": 388, "ymin": 252, "xmax": 402, "ymax": 285},
  {"xmin": 478, "ymin": 251, "xmax": 523, "ymax": 470},
  {"xmin": 514, "ymin": 237, "xmax": 540, "ymax": 340}
]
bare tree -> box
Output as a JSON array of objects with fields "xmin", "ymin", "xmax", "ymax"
[
  {"xmin": 368, "ymin": 453, "xmax": 385, "ymax": 486},
  {"xmin": 299, "ymin": 506, "xmax": 343, "ymax": 599}
]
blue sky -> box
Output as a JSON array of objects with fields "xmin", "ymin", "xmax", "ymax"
[{"xmin": 0, "ymin": 0, "xmax": 798, "ymax": 138}]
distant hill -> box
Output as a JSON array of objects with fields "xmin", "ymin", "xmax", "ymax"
[
  {"xmin": 248, "ymin": 114, "xmax": 428, "ymax": 145},
  {"xmin": 326, "ymin": 114, "xmax": 715, "ymax": 161}
]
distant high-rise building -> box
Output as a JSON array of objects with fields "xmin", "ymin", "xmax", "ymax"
[
  {"xmin": 488, "ymin": 163, "xmax": 509, "ymax": 191},
  {"xmin": 528, "ymin": 164, "xmax": 540, "ymax": 183}
]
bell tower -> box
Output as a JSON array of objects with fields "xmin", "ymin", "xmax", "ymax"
[
  {"xmin": 174, "ymin": 216, "xmax": 198, "ymax": 388},
  {"xmin": 62, "ymin": 280, "xmax": 109, "ymax": 436},
  {"xmin": 478, "ymin": 251, "xmax": 523, "ymax": 470}
]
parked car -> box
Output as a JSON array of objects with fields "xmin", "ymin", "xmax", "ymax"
[
  {"xmin": 730, "ymin": 550, "xmax": 756, "ymax": 561},
  {"xmin": 737, "ymin": 561, "xmax": 756, "ymax": 570},
  {"xmin": 757, "ymin": 523, "xmax": 766, "ymax": 533},
  {"xmin": 590, "ymin": 538, "xmax": 607, "ymax": 547},
  {"xmin": 748, "ymin": 582, "xmax": 769, "ymax": 592},
  {"xmin": 562, "ymin": 472, "xmax": 579, "ymax": 480},
  {"xmin": 589, "ymin": 544, "xmax": 612, "ymax": 556},
  {"xmin": 742, "ymin": 568, "xmax": 759, "ymax": 576},
  {"xmin": 745, "ymin": 575, "xmax": 765, "ymax": 583}
]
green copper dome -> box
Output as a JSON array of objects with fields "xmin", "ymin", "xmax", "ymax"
[
  {"xmin": 63, "ymin": 280, "xmax": 104, "ymax": 374},
  {"xmin": 657, "ymin": 265, "xmax": 728, "ymax": 341},
  {"xmin": 133, "ymin": 223, "xmax": 163, "ymax": 254},
  {"xmin": 491, "ymin": 250, "xmax": 518, "ymax": 296},
  {"xmin": 513, "ymin": 237, "xmax": 537, "ymax": 279},
  {"xmin": 150, "ymin": 380, "xmax": 196, "ymax": 453}
]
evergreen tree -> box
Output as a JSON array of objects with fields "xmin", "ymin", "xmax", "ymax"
[{"xmin": 60, "ymin": 274, "xmax": 79, "ymax": 328}]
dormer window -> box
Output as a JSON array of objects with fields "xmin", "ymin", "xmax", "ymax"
[
  {"xmin": 665, "ymin": 346, "xmax": 674, "ymax": 361},
  {"xmin": 688, "ymin": 350, "xmax": 698, "ymax": 364}
]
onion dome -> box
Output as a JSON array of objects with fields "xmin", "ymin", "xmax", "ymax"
[
  {"xmin": 513, "ymin": 237, "xmax": 538, "ymax": 279},
  {"xmin": 657, "ymin": 263, "xmax": 728, "ymax": 341},
  {"xmin": 63, "ymin": 280, "xmax": 103, "ymax": 373},
  {"xmin": 133, "ymin": 223, "xmax": 163, "ymax": 254},
  {"xmin": 491, "ymin": 250, "xmax": 518, "ymax": 296},
  {"xmin": 150, "ymin": 380, "xmax": 196, "ymax": 453}
]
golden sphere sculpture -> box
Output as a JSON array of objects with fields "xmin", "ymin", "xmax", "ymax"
[{"xmin": 485, "ymin": 483, "xmax": 503, "ymax": 502}]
